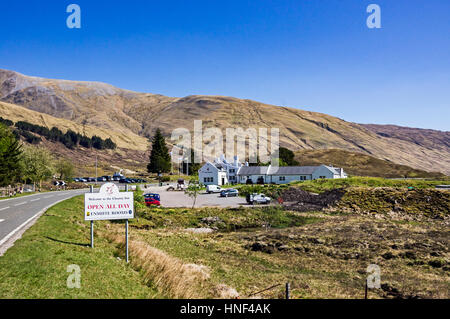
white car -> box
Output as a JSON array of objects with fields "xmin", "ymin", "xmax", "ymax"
[
  {"xmin": 251, "ymin": 194, "xmax": 271, "ymax": 204},
  {"xmin": 206, "ymin": 185, "xmax": 222, "ymax": 194}
]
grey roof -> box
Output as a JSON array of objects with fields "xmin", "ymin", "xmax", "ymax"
[
  {"xmin": 237, "ymin": 166, "xmax": 271, "ymax": 175},
  {"xmin": 269, "ymin": 166, "xmax": 318, "ymax": 175},
  {"xmin": 237, "ymin": 165, "xmax": 319, "ymax": 176}
]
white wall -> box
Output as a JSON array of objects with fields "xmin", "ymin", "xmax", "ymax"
[
  {"xmin": 268, "ymin": 175, "xmax": 312, "ymax": 184},
  {"xmin": 312, "ymin": 165, "xmax": 335, "ymax": 180},
  {"xmin": 199, "ymin": 162, "xmax": 229, "ymax": 185},
  {"xmin": 199, "ymin": 162, "xmax": 218, "ymax": 185}
]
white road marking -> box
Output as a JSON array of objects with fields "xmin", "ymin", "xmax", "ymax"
[
  {"xmin": 14, "ymin": 202, "xmax": 26, "ymax": 207},
  {"xmin": 0, "ymin": 197, "xmax": 73, "ymax": 248},
  {"xmin": 43, "ymin": 196, "xmax": 53, "ymax": 199},
  {"xmin": 0, "ymin": 207, "xmax": 10, "ymax": 211},
  {"xmin": 30, "ymin": 198, "xmax": 40, "ymax": 202},
  {"xmin": 0, "ymin": 219, "xmax": 4, "ymax": 223}
]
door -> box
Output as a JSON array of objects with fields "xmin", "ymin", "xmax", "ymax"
[{"xmin": 221, "ymin": 178, "xmax": 225, "ymax": 185}]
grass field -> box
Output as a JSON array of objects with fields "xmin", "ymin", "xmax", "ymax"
[
  {"xmin": 0, "ymin": 196, "xmax": 160, "ymax": 298},
  {"xmin": 0, "ymin": 189, "xmax": 448, "ymax": 299},
  {"xmin": 294, "ymin": 176, "xmax": 449, "ymax": 193}
]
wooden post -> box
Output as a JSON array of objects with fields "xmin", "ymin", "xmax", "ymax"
[{"xmin": 285, "ymin": 282, "xmax": 290, "ymax": 299}]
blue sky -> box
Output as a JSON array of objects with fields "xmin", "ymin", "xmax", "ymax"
[{"xmin": 0, "ymin": 0, "xmax": 449, "ymax": 130}]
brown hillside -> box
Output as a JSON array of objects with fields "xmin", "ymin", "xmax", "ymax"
[
  {"xmin": 1, "ymin": 69, "xmax": 448, "ymax": 175},
  {"xmin": 294, "ymin": 149, "xmax": 447, "ymax": 178}
]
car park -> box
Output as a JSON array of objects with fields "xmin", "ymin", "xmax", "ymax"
[
  {"xmin": 220, "ymin": 189, "xmax": 239, "ymax": 197},
  {"xmin": 206, "ymin": 185, "xmax": 222, "ymax": 194}
]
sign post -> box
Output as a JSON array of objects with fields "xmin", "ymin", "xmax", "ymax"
[
  {"xmin": 89, "ymin": 185, "xmax": 94, "ymax": 248},
  {"xmin": 84, "ymin": 183, "xmax": 134, "ymax": 262}
]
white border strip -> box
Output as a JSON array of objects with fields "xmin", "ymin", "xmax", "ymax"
[{"xmin": 0, "ymin": 192, "xmax": 84, "ymax": 256}]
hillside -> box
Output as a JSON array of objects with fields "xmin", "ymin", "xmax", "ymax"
[
  {"xmin": 294, "ymin": 149, "xmax": 447, "ymax": 179},
  {"xmin": 1, "ymin": 69, "xmax": 448, "ymax": 175},
  {"xmin": 0, "ymin": 101, "xmax": 147, "ymax": 151},
  {"xmin": 360, "ymin": 124, "xmax": 450, "ymax": 152}
]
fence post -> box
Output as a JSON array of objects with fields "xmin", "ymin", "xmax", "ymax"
[{"xmin": 285, "ymin": 282, "xmax": 290, "ymax": 299}]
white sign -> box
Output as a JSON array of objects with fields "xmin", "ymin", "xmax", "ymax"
[{"xmin": 84, "ymin": 183, "xmax": 134, "ymax": 221}]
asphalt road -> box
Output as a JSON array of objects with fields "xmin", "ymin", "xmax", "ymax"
[{"xmin": 0, "ymin": 189, "xmax": 88, "ymax": 256}]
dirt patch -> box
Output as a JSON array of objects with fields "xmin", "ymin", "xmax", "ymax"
[
  {"xmin": 281, "ymin": 187, "xmax": 345, "ymax": 212},
  {"xmin": 281, "ymin": 187, "xmax": 449, "ymax": 221}
]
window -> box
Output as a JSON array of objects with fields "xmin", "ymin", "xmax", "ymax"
[
  {"xmin": 319, "ymin": 176, "xmax": 326, "ymax": 179},
  {"xmin": 229, "ymin": 169, "xmax": 235, "ymax": 173},
  {"xmin": 279, "ymin": 176, "xmax": 286, "ymax": 181},
  {"xmin": 300, "ymin": 176, "xmax": 306, "ymax": 181},
  {"xmin": 204, "ymin": 177, "xmax": 213, "ymax": 183}
]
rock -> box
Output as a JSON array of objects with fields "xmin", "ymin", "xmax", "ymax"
[
  {"xmin": 428, "ymin": 259, "xmax": 445, "ymax": 268},
  {"xmin": 382, "ymin": 251, "xmax": 396, "ymax": 260},
  {"xmin": 201, "ymin": 216, "xmax": 222, "ymax": 225}
]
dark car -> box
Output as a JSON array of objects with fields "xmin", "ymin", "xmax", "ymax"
[
  {"xmin": 119, "ymin": 178, "xmax": 132, "ymax": 184},
  {"xmin": 220, "ymin": 189, "xmax": 239, "ymax": 197},
  {"xmin": 144, "ymin": 193, "xmax": 161, "ymax": 201},
  {"xmin": 97, "ymin": 177, "xmax": 106, "ymax": 182}
]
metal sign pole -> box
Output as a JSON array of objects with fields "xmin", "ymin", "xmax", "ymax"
[
  {"xmin": 90, "ymin": 221, "xmax": 94, "ymax": 248},
  {"xmin": 125, "ymin": 220, "xmax": 129, "ymax": 263},
  {"xmin": 89, "ymin": 185, "xmax": 94, "ymax": 248}
]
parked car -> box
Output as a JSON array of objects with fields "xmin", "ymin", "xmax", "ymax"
[
  {"xmin": 119, "ymin": 178, "xmax": 132, "ymax": 184},
  {"xmin": 247, "ymin": 193, "xmax": 271, "ymax": 205},
  {"xmin": 97, "ymin": 177, "xmax": 107, "ymax": 182},
  {"xmin": 220, "ymin": 189, "xmax": 239, "ymax": 197},
  {"xmin": 206, "ymin": 185, "xmax": 222, "ymax": 194},
  {"xmin": 145, "ymin": 197, "xmax": 160, "ymax": 206},
  {"xmin": 79, "ymin": 178, "xmax": 88, "ymax": 182},
  {"xmin": 73, "ymin": 178, "xmax": 80, "ymax": 182},
  {"xmin": 144, "ymin": 193, "xmax": 161, "ymax": 201}
]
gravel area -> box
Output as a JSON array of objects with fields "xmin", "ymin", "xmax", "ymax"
[{"xmin": 142, "ymin": 185, "xmax": 247, "ymax": 208}]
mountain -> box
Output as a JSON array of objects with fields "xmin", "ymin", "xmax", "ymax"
[
  {"xmin": 0, "ymin": 69, "xmax": 448, "ymax": 175},
  {"xmin": 294, "ymin": 149, "xmax": 447, "ymax": 179},
  {"xmin": 360, "ymin": 124, "xmax": 449, "ymax": 152}
]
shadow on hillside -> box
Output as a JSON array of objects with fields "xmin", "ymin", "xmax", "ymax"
[{"xmin": 45, "ymin": 236, "xmax": 90, "ymax": 247}]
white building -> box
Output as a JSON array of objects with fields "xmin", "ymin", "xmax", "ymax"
[
  {"xmin": 236, "ymin": 165, "xmax": 347, "ymax": 184},
  {"xmin": 198, "ymin": 155, "xmax": 242, "ymax": 186}
]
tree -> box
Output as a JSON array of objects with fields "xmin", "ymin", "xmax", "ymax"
[
  {"xmin": 279, "ymin": 147, "xmax": 299, "ymax": 166},
  {"xmin": 0, "ymin": 124, "xmax": 23, "ymax": 186},
  {"xmin": 56, "ymin": 159, "xmax": 74, "ymax": 181},
  {"xmin": 185, "ymin": 183, "xmax": 202, "ymax": 209},
  {"xmin": 147, "ymin": 129, "xmax": 171, "ymax": 174},
  {"xmin": 22, "ymin": 146, "xmax": 55, "ymax": 190}
]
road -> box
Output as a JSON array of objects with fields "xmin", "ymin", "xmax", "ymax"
[{"xmin": 0, "ymin": 189, "xmax": 88, "ymax": 256}]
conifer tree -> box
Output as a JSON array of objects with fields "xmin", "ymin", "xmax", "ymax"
[{"xmin": 147, "ymin": 129, "xmax": 171, "ymax": 173}]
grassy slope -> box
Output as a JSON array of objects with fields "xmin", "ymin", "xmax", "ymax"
[
  {"xmin": 294, "ymin": 149, "xmax": 447, "ymax": 178},
  {"xmin": 292, "ymin": 176, "xmax": 449, "ymax": 194},
  {"xmin": 0, "ymin": 196, "xmax": 160, "ymax": 298},
  {"xmin": 0, "ymin": 101, "xmax": 147, "ymax": 151}
]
